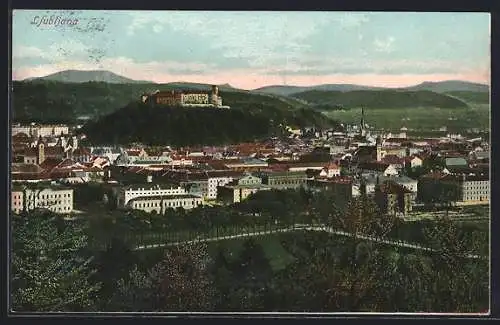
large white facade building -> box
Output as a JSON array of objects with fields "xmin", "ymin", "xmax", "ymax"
[
  {"xmin": 126, "ymin": 194, "xmax": 203, "ymax": 213},
  {"xmin": 117, "ymin": 184, "xmax": 190, "ymax": 208},
  {"xmin": 11, "ymin": 185, "xmax": 74, "ymax": 214}
]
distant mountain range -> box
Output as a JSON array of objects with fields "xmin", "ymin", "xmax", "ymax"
[
  {"xmin": 253, "ymin": 84, "xmax": 387, "ymax": 96},
  {"xmin": 402, "ymin": 80, "xmax": 489, "ymax": 93},
  {"xmin": 25, "ymin": 70, "xmax": 153, "ymax": 84},
  {"xmin": 22, "ymin": 69, "xmax": 489, "ymax": 95},
  {"xmin": 24, "ymin": 70, "xmax": 243, "ymax": 92},
  {"xmin": 255, "ymin": 80, "xmax": 489, "ymax": 96},
  {"xmin": 13, "ymin": 69, "xmax": 489, "ymax": 126}
]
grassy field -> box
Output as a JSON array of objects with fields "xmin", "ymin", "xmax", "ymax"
[
  {"xmin": 207, "ymin": 234, "xmax": 296, "ymax": 271},
  {"xmin": 461, "ymin": 205, "xmax": 490, "ymax": 217},
  {"xmin": 322, "ymin": 105, "xmax": 490, "ymax": 132},
  {"xmin": 137, "ymin": 232, "xmax": 297, "ymax": 272}
]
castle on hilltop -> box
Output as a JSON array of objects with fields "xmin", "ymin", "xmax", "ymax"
[{"xmin": 141, "ymin": 85, "xmax": 230, "ymax": 109}]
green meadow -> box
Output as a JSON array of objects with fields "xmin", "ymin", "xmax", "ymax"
[{"xmin": 322, "ymin": 105, "xmax": 490, "ymax": 133}]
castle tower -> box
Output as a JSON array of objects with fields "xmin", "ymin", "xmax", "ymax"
[
  {"xmin": 376, "ymin": 135, "xmax": 382, "ymax": 162},
  {"xmin": 212, "ymin": 85, "xmax": 219, "ymax": 96},
  {"xmin": 37, "ymin": 142, "xmax": 45, "ymax": 165},
  {"xmin": 211, "ymin": 85, "xmax": 219, "ymax": 106}
]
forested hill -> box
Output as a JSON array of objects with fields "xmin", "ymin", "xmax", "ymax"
[
  {"xmin": 11, "ymin": 80, "xmax": 308, "ymax": 124},
  {"xmin": 290, "ymin": 89, "xmax": 470, "ymax": 109},
  {"xmin": 80, "ymin": 102, "xmax": 342, "ymax": 147},
  {"xmin": 12, "ymin": 81, "xmax": 148, "ymax": 123}
]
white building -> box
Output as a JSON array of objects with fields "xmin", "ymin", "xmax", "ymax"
[
  {"xmin": 12, "ymin": 124, "xmax": 69, "ymax": 138},
  {"xmin": 117, "ymin": 184, "xmax": 189, "ymax": 208},
  {"xmin": 12, "ymin": 125, "xmax": 31, "ymax": 136},
  {"xmin": 178, "ymin": 171, "xmax": 242, "ymax": 201},
  {"xmin": 207, "ymin": 173, "xmax": 240, "ymax": 200},
  {"xmin": 11, "ymin": 185, "xmax": 74, "ymax": 214},
  {"xmin": 126, "ymin": 194, "xmax": 203, "ymax": 213},
  {"xmin": 406, "ymin": 156, "xmax": 423, "ymax": 169}
]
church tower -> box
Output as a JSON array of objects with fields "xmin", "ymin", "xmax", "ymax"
[
  {"xmin": 37, "ymin": 142, "xmax": 45, "ymax": 165},
  {"xmin": 360, "ymin": 107, "xmax": 366, "ymax": 137},
  {"xmin": 376, "ymin": 135, "xmax": 382, "ymax": 162}
]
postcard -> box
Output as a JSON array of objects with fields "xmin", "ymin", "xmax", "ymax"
[{"xmin": 9, "ymin": 10, "xmax": 491, "ymax": 315}]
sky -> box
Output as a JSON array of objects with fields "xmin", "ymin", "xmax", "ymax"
[{"xmin": 11, "ymin": 10, "xmax": 490, "ymax": 90}]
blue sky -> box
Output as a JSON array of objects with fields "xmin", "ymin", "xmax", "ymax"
[{"xmin": 11, "ymin": 10, "xmax": 490, "ymax": 89}]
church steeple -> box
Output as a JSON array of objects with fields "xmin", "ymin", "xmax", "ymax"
[
  {"xmin": 376, "ymin": 135, "xmax": 382, "ymax": 162},
  {"xmin": 360, "ymin": 107, "xmax": 366, "ymax": 136}
]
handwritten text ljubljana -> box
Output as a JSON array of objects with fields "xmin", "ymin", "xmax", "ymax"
[{"xmin": 31, "ymin": 15, "xmax": 79, "ymax": 27}]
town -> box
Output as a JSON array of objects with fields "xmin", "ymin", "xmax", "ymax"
[
  {"xmin": 11, "ymin": 104, "xmax": 489, "ymax": 220},
  {"xmin": 10, "ymin": 10, "xmax": 490, "ymax": 315}
]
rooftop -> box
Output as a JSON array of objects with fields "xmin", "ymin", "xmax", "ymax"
[
  {"xmin": 127, "ymin": 194, "xmax": 202, "ymax": 202},
  {"xmin": 124, "ymin": 184, "xmax": 184, "ymax": 191}
]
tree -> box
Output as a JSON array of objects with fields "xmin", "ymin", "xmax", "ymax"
[
  {"xmin": 110, "ymin": 243, "xmax": 216, "ymax": 311},
  {"xmin": 422, "ymin": 216, "xmax": 489, "ymax": 312},
  {"xmin": 225, "ymin": 238, "xmax": 274, "ymax": 311},
  {"xmin": 330, "ymin": 195, "xmax": 396, "ymax": 239},
  {"xmin": 90, "ymin": 238, "xmax": 138, "ymax": 310},
  {"xmin": 11, "ymin": 211, "xmax": 101, "ymax": 311}
]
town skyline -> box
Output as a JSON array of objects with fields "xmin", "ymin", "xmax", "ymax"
[{"xmin": 12, "ymin": 10, "xmax": 490, "ymax": 90}]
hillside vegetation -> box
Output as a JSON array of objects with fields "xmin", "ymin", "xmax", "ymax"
[
  {"xmin": 12, "ymin": 81, "xmax": 148, "ymax": 123},
  {"xmin": 80, "ymin": 102, "xmax": 341, "ymax": 146},
  {"xmin": 11, "ymin": 80, "xmax": 306, "ymax": 124},
  {"xmin": 291, "ymin": 89, "xmax": 469, "ymax": 109},
  {"xmin": 445, "ymin": 91, "xmax": 490, "ymax": 104}
]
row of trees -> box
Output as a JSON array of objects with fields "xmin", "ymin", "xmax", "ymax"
[
  {"xmin": 80, "ymin": 187, "xmax": 488, "ymax": 258},
  {"xmin": 11, "ymin": 187, "xmax": 489, "ymax": 312}
]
